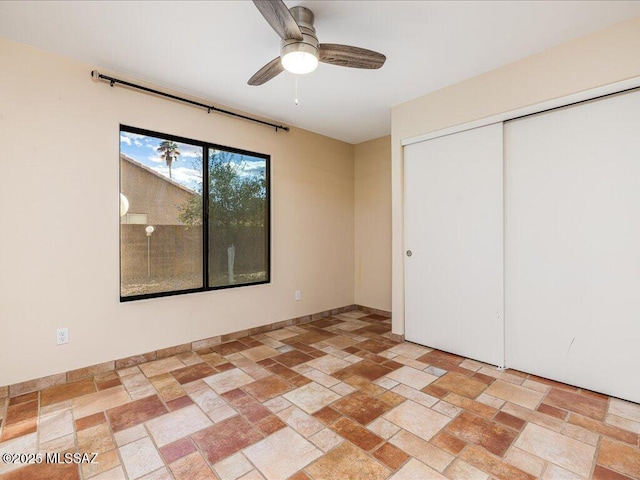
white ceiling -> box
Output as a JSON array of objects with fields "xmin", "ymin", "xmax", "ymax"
[{"xmin": 2, "ymin": 1, "xmax": 640, "ymax": 144}]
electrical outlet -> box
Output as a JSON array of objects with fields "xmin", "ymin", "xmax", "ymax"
[
  {"xmin": 57, "ymin": 328, "xmax": 69, "ymax": 345},
  {"xmin": 295, "ymin": 290, "xmax": 301, "ymax": 301}
]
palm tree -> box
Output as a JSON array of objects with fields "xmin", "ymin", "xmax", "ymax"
[{"xmin": 157, "ymin": 141, "xmax": 180, "ymax": 179}]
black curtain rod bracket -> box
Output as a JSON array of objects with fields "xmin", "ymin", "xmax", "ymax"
[{"xmin": 90, "ymin": 70, "xmax": 289, "ymax": 132}]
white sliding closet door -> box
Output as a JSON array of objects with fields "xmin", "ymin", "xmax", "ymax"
[
  {"xmin": 405, "ymin": 123, "xmax": 504, "ymax": 367},
  {"xmin": 505, "ymin": 90, "xmax": 640, "ymax": 403}
]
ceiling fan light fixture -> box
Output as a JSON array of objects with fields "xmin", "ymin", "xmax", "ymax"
[
  {"xmin": 281, "ymin": 43, "xmax": 318, "ymax": 75},
  {"xmin": 248, "ymin": 2, "xmax": 385, "ymax": 86}
]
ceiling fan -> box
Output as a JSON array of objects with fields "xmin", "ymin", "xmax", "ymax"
[{"xmin": 248, "ymin": 0, "xmax": 386, "ymax": 86}]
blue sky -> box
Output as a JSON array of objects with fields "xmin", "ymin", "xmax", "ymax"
[{"xmin": 120, "ymin": 131, "xmax": 265, "ymax": 191}]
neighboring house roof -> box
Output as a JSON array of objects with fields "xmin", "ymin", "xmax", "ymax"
[{"xmin": 120, "ymin": 153, "xmax": 198, "ymax": 196}]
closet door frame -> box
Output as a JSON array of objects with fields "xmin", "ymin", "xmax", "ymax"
[{"xmin": 402, "ymin": 77, "xmax": 640, "ymax": 149}]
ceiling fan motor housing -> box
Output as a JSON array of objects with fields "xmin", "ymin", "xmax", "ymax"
[{"xmin": 281, "ymin": 6, "xmax": 318, "ymax": 60}]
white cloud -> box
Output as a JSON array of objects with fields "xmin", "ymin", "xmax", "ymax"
[
  {"xmin": 238, "ymin": 160, "xmax": 265, "ymax": 171},
  {"xmin": 120, "ymin": 135, "xmax": 131, "ymax": 146},
  {"xmin": 121, "ymin": 131, "xmax": 147, "ymax": 142},
  {"xmin": 171, "ymin": 167, "xmax": 203, "ymax": 185},
  {"xmin": 151, "ymin": 166, "xmax": 169, "ymax": 176},
  {"xmin": 148, "ymin": 156, "xmax": 164, "ymax": 163},
  {"xmin": 234, "ymin": 159, "xmax": 266, "ymax": 178},
  {"xmin": 150, "ymin": 166, "xmax": 202, "ymax": 190},
  {"xmin": 126, "ymin": 132, "xmax": 147, "ymax": 140},
  {"xmin": 134, "ymin": 140, "xmax": 143, "ymax": 147},
  {"xmin": 180, "ymin": 147, "xmax": 202, "ymax": 158}
]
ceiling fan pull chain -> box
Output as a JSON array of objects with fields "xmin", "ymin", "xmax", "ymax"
[{"xmin": 295, "ymin": 75, "xmax": 299, "ymax": 106}]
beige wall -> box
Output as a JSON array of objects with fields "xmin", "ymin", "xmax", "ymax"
[
  {"xmin": 354, "ymin": 136, "xmax": 391, "ymax": 312},
  {"xmin": 390, "ymin": 16, "xmax": 640, "ymax": 335},
  {"xmin": 0, "ymin": 38, "xmax": 354, "ymax": 386}
]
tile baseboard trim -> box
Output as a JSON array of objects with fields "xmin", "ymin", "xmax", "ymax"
[
  {"xmin": 356, "ymin": 305, "xmax": 392, "ymax": 317},
  {"xmin": 388, "ymin": 332, "xmax": 405, "ymax": 342},
  {"xmin": 4, "ymin": 303, "xmax": 385, "ymax": 398}
]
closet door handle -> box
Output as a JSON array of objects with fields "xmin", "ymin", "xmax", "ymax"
[{"xmin": 406, "ymin": 250, "xmax": 413, "ymax": 257}]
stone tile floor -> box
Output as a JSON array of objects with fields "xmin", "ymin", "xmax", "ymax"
[{"xmin": 1, "ymin": 310, "xmax": 639, "ymax": 479}]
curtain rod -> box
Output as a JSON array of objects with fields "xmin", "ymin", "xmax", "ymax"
[{"xmin": 90, "ymin": 70, "xmax": 289, "ymax": 133}]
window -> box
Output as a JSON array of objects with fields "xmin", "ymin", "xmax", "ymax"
[{"xmin": 119, "ymin": 126, "xmax": 270, "ymax": 300}]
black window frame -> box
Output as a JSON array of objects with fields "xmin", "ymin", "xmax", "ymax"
[{"xmin": 119, "ymin": 124, "xmax": 271, "ymax": 302}]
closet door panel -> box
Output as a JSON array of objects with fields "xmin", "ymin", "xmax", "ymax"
[
  {"xmin": 505, "ymin": 90, "xmax": 640, "ymax": 403},
  {"xmin": 405, "ymin": 123, "xmax": 504, "ymax": 367}
]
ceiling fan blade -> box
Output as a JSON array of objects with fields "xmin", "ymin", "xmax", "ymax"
[
  {"xmin": 248, "ymin": 57, "xmax": 284, "ymax": 86},
  {"xmin": 252, "ymin": 0, "xmax": 303, "ymax": 41},
  {"xmin": 319, "ymin": 44, "xmax": 386, "ymax": 69}
]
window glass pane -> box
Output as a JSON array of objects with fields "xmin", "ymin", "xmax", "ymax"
[
  {"xmin": 120, "ymin": 131, "xmax": 203, "ymax": 297},
  {"xmin": 207, "ymin": 148, "xmax": 268, "ymax": 287}
]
